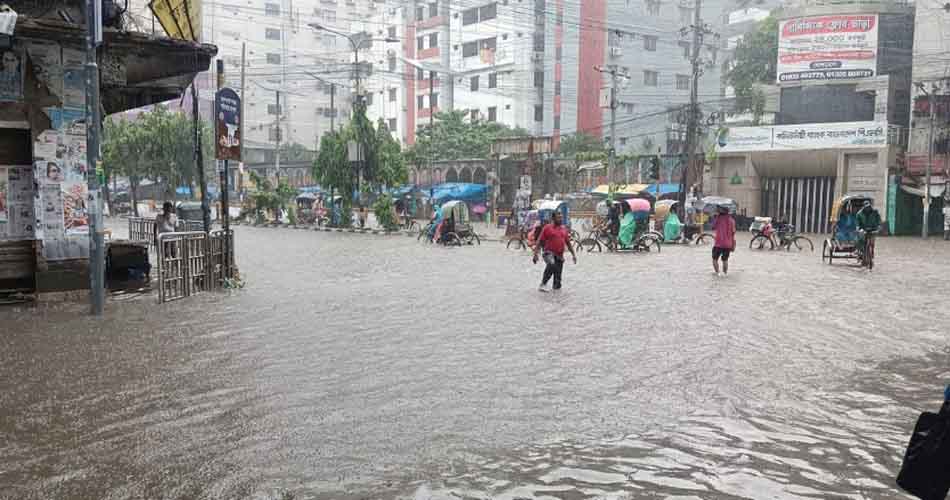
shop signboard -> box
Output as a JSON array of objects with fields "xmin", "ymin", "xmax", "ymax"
[
  {"xmin": 717, "ymin": 122, "xmax": 889, "ymax": 153},
  {"xmin": 777, "ymin": 14, "xmax": 878, "ymax": 83}
]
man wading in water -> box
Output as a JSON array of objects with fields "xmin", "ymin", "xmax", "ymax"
[{"xmin": 533, "ymin": 211, "xmax": 577, "ymax": 291}]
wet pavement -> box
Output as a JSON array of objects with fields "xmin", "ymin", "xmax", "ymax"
[{"xmin": 2, "ymin": 224, "xmax": 949, "ymax": 499}]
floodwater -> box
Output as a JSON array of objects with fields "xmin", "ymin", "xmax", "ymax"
[{"xmin": 1, "ymin": 224, "xmax": 948, "ymax": 499}]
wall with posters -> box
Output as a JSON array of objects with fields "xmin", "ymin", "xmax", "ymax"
[{"xmin": 777, "ymin": 14, "xmax": 879, "ymax": 84}]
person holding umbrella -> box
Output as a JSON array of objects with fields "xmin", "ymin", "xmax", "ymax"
[{"xmin": 711, "ymin": 204, "xmax": 736, "ymax": 276}]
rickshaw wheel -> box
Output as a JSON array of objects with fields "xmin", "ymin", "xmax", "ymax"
[
  {"xmin": 507, "ymin": 238, "xmax": 525, "ymax": 251},
  {"xmin": 695, "ymin": 233, "xmax": 713, "ymax": 246},
  {"xmin": 469, "ymin": 233, "xmax": 481, "ymax": 246},
  {"xmin": 580, "ymin": 238, "xmax": 601, "ymax": 253},
  {"xmin": 750, "ymin": 234, "xmax": 773, "ymax": 251},
  {"xmin": 444, "ymin": 233, "xmax": 462, "ymax": 247},
  {"xmin": 822, "ymin": 240, "xmax": 832, "ymax": 264}
]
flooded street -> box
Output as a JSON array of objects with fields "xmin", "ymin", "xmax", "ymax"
[{"xmin": 2, "ymin": 225, "xmax": 949, "ymax": 499}]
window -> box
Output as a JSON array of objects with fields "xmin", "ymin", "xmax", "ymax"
[
  {"xmin": 644, "ymin": 35, "xmax": 657, "ymax": 51},
  {"xmin": 429, "ymin": 33, "xmax": 438, "ymax": 48},
  {"xmin": 488, "ymin": 72, "xmax": 497, "ymax": 88},
  {"xmin": 417, "ymin": 36, "xmax": 424, "ymax": 50},
  {"xmin": 535, "ymin": 0, "xmax": 545, "ymax": 13},
  {"xmin": 429, "ymin": 2, "xmax": 438, "ymax": 17},
  {"xmin": 463, "ymin": 41, "xmax": 478, "ymax": 57},
  {"xmin": 365, "ymin": 92, "xmax": 374, "ymax": 106},
  {"xmin": 620, "ymin": 137, "xmax": 628, "ymax": 146},
  {"xmin": 676, "ymin": 74, "xmax": 690, "ymax": 90},
  {"xmin": 388, "ymin": 118, "xmax": 397, "ymax": 131},
  {"xmin": 389, "ymin": 88, "xmax": 397, "ymax": 101},
  {"xmin": 416, "ymin": 6, "xmax": 424, "ymax": 20},
  {"xmin": 556, "ymin": 8, "xmax": 563, "ymax": 25},
  {"xmin": 431, "ymin": 93, "xmax": 439, "ymax": 108},
  {"xmin": 266, "ymin": 28, "xmax": 281, "ymax": 40},
  {"xmin": 463, "ymin": 8, "xmax": 478, "ymax": 25},
  {"xmin": 623, "ymin": 102, "xmax": 634, "ymax": 113},
  {"xmin": 646, "ymin": 0, "xmax": 659, "ymax": 16},
  {"xmin": 417, "ymin": 67, "xmax": 425, "ymax": 81},
  {"xmin": 471, "ymin": 76, "xmax": 479, "ymax": 91},
  {"xmin": 388, "ymin": 57, "xmax": 396, "ymax": 71},
  {"xmin": 269, "ymin": 127, "xmax": 280, "ymax": 141},
  {"xmin": 324, "ymin": 10, "xmax": 335, "ymax": 22},
  {"xmin": 556, "ymin": 46, "xmax": 562, "ymax": 60},
  {"xmin": 417, "ymin": 95, "xmax": 425, "ymax": 109},
  {"xmin": 488, "ymin": 106, "xmax": 497, "ymax": 122},
  {"xmin": 479, "ymin": 3, "xmax": 497, "ymax": 21},
  {"xmin": 470, "ymin": 109, "xmax": 480, "ymax": 121},
  {"xmin": 265, "ymin": 2, "xmax": 280, "ymax": 16},
  {"xmin": 679, "ymin": 41, "xmax": 691, "ymax": 59},
  {"xmin": 534, "ymin": 105, "xmax": 543, "ymax": 121},
  {"xmin": 266, "ymin": 53, "xmax": 281, "ymax": 64},
  {"xmin": 679, "ymin": 7, "xmax": 693, "ymax": 25},
  {"xmin": 533, "ymin": 33, "xmax": 545, "ymax": 52},
  {"xmin": 553, "ymin": 116, "xmax": 560, "ymax": 129},
  {"xmin": 644, "ymin": 70, "xmax": 658, "ymax": 86},
  {"xmin": 323, "ymin": 34, "xmax": 336, "ymax": 47},
  {"xmin": 609, "ymin": 31, "xmax": 621, "ymax": 47},
  {"xmin": 708, "ymin": 47, "xmax": 718, "ymax": 63},
  {"xmin": 555, "ymin": 81, "xmax": 561, "ymax": 95},
  {"xmin": 534, "ymin": 71, "xmax": 544, "ymax": 88},
  {"xmin": 481, "ymin": 37, "xmax": 497, "ymax": 51},
  {"xmin": 388, "ymin": 26, "xmax": 396, "ymax": 39},
  {"xmin": 267, "ymin": 104, "xmax": 281, "ymax": 115}
]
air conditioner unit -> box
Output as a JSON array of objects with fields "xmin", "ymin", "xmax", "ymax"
[{"xmin": 610, "ymin": 46, "xmax": 623, "ymax": 57}]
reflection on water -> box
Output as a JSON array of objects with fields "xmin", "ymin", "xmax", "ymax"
[{"xmin": 1, "ymin": 227, "xmax": 948, "ymax": 499}]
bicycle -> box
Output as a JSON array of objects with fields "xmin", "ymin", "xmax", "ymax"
[
  {"xmin": 857, "ymin": 230, "xmax": 877, "ymax": 270},
  {"xmin": 749, "ymin": 223, "xmax": 813, "ymax": 252}
]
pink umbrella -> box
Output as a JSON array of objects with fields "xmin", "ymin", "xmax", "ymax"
[
  {"xmin": 626, "ymin": 198, "xmax": 651, "ymax": 212},
  {"xmin": 472, "ymin": 204, "xmax": 487, "ymax": 214}
]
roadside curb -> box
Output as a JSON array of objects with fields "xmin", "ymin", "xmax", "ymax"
[{"xmin": 230, "ymin": 220, "xmax": 500, "ymax": 242}]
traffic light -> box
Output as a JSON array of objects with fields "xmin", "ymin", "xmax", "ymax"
[{"xmin": 648, "ymin": 156, "xmax": 661, "ymax": 181}]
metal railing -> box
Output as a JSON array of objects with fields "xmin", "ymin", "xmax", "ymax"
[
  {"xmin": 128, "ymin": 217, "xmax": 156, "ymax": 249},
  {"xmin": 157, "ymin": 230, "xmax": 234, "ymax": 303}
]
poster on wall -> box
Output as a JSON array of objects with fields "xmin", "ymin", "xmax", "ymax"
[
  {"xmin": 0, "ymin": 167, "xmax": 7, "ymax": 223},
  {"xmin": 40, "ymin": 184, "xmax": 65, "ymax": 235},
  {"xmin": 777, "ymin": 14, "xmax": 878, "ymax": 83},
  {"xmin": 0, "ymin": 46, "xmax": 23, "ymax": 101},
  {"xmin": 63, "ymin": 181, "xmax": 88, "ymax": 235}
]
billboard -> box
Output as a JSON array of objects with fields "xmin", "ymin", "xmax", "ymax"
[
  {"xmin": 215, "ymin": 88, "xmax": 242, "ymax": 161},
  {"xmin": 777, "ymin": 14, "xmax": 878, "ymax": 83},
  {"xmin": 717, "ymin": 121, "xmax": 889, "ymax": 153}
]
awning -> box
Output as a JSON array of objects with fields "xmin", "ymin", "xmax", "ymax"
[
  {"xmin": 641, "ymin": 183, "xmax": 681, "ymax": 195},
  {"xmin": 900, "ymin": 184, "xmax": 947, "ymax": 198},
  {"xmin": 576, "ymin": 161, "xmax": 604, "ymax": 172},
  {"xmin": 591, "ymin": 184, "xmax": 649, "ymax": 196}
]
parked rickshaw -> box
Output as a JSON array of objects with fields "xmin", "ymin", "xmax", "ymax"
[
  {"xmin": 822, "ymin": 194, "xmax": 876, "ymax": 268},
  {"xmin": 295, "ymin": 192, "xmax": 318, "ymax": 224},
  {"xmin": 438, "ymin": 200, "xmax": 480, "ymax": 246},
  {"xmin": 175, "ymin": 201, "xmax": 205, "ymax": 231},
  {"xmin": 506, "ymin": 209, "xmax": 536, "ymax": 250}
]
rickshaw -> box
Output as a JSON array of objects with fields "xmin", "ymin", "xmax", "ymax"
[
  {"xmin": 650, "ymin": 199, "xmax": 710, "ymax": 244},
  {"xmin": 584, "ymin": 199, "xmax": 660, "ymax": 252},
  {"xmin": 749, "ymin": 216, "xmax": 814, "ymax": 251},
  {"xmin": 175, "ymin": 201, "xmax": 205, "ymax": 231},
  {"xmin": 506, "ymin": 209, "xmax": 541, "ymax": 250},
  {"xmin": 538, "ymin": 200, "xmax": 580, "ymax": 242},
  {"xmin": 822, "ymin": 194, "xmax": 876, "ymax": 269},
  {"xmin": 437, "ymin": 200, "xmax": 480, "ymax": 246},
  {"xmin": 295, "ymin": 192, "xmax": 318, "ymax": 224}
]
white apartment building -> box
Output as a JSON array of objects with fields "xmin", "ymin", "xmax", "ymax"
[{"xmin": 355, "ymin": 5, "xmax": 409, "ymax": 144}]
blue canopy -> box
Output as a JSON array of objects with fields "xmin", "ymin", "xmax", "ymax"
[
  {"xmin": 429, "ymin": 182, "xmax": 488, "ymax": 203},
  {"xmin": 390, "ymin": 185, "xmax": 418, "ymax": 197},
  {"xmin": 298, "ymin": 185, "xmax": 323, "ymax": 194},
  {"xmin": 642, "ymin": 183, "xmax": 680, "ymax": 196}
]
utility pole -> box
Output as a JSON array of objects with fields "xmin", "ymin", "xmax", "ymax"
[
  {"xmin": 275, "ymin": 89, "xmax": 281, "ymax": 185},
  {"xmin": 239, "ymin": 42, "xmax": 246, "ymax": 199},
  {"xmin": 681, "ymin": 0, "xmax": 715, "ymax": 207},
  {"xmin": 594, "ymin": 65, "xmax": 627, "ymax": 185},
  {"xmin": 194, "ymin": 79, "xmax": 210, "ymax": 232},
  {"xmin": 330, "ymin": 83, "xmax": 336, "ymax": 132},
  {"xmin": 85, "ymin": 0, "xmax": 104, "ymax": 316},
  {"xmin": 918, "ymin": 82, "xmax": 936, "ymax": 238}
]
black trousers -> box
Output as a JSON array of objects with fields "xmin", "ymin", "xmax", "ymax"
[{"xmin": 541, "ymin": 253, "xmax": 565, "ymax": 289}]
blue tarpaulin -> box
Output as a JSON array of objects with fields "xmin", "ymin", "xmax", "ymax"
[
  {"xmin": 390, "ymin": 185, "xmax": 418, "ymax": 197},
  {"xmin": 642, "ymin": 183, "xmax": 680, "ymax": 196},
  {"xmin": 298, "ymin": 186, "xmax": 323, "ymax": 194},
  {"xmin": 429, "ymin": 183, "xmax": 488, "ymax": 203}
]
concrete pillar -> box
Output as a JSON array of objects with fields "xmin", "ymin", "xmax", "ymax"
[{"xmin": 834, "ymin": 151, "xmax": 847, "ymax": 201}]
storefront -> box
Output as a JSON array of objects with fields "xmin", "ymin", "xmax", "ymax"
[
  {"xmin": 707, "ymin": 121, "xmax": 896, "ymax": 233},
  {"xmin": 0, "ymin": 15, "xmax": 215, "ymax": 295}
]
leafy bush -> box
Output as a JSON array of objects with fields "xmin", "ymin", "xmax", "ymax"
[{"xmin": 372, "ymin": 194, "xmax": 399, "ymax": 231}]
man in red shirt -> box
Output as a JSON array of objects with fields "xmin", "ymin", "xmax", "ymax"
[
  {"xmin": 711, "ymin": 205, "xmax": 736, "ymax": 276},
  {"xmin": 532, "ymin": 211, "xmax": 577, "ymax": 291}
]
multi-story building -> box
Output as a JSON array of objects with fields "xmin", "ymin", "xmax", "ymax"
[
  {"xmin": 357, "ymin": 5, "xmax": 409, "ymax": 144},
  {"xmin": 542, "ymin": 0, "xmax": 724, "ymax": 156},
  {"xmin": 707, "ymin": 0, "xmax": 914, "ymax": 234}
]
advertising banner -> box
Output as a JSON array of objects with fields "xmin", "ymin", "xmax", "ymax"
[
  {"xmin": 718, "ymin": 121, "xmax": 889, "ymax": 153},
  {"xmin": 215, "ymin": 88, "xmax": 242, "ymax": 161},
  {"xmin": 777, "ymin": 14, "xmax": 878, "ymax": 83}
]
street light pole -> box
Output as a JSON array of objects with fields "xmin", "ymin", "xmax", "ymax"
[
  {"xmin": 917, "ymin": 81, "xmax": 936, "ymax": 238},
  {"xmin": 85, "ymin": 0, "xmax": 104, "ymax": 316}
]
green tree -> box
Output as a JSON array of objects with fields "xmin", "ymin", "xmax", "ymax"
[
  {"xmin": 313, "ymin": 128, "xmax": 355, "ymax": 225},
  {"xmin": 374, "ymin": 118, "xmax": 407, "ymax": 189},
  {"xmin": 726, "ymin": 14, "xmax": 780, "ymax": 124},
  {"xmin": 405, "ymin": 110, "xmax": 529, "ymax": 165},
  {"xmin": 559, "ymin": 132, "xmax": 605, "ymax": 157}
]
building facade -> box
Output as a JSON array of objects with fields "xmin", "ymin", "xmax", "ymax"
[{"xmin": 707, "ymin": 0, "xmax": 914, "ymax": 233}]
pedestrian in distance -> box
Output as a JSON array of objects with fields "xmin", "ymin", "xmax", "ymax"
[
  {"xmin": 941, "ymin": 199, "xmax": 950, "ymax": 241},
  {"xmin": 711, "ymin": 205, "xmax": 736, "ymax": 276},
  {"xmin": 533, "ymin": 211, "xmax": 577, "ymax": 292}
]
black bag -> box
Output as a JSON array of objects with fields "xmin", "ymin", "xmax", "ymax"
[{"xmin": 897, "ymin": 405, "xmax": 950, "ymax": 500}]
